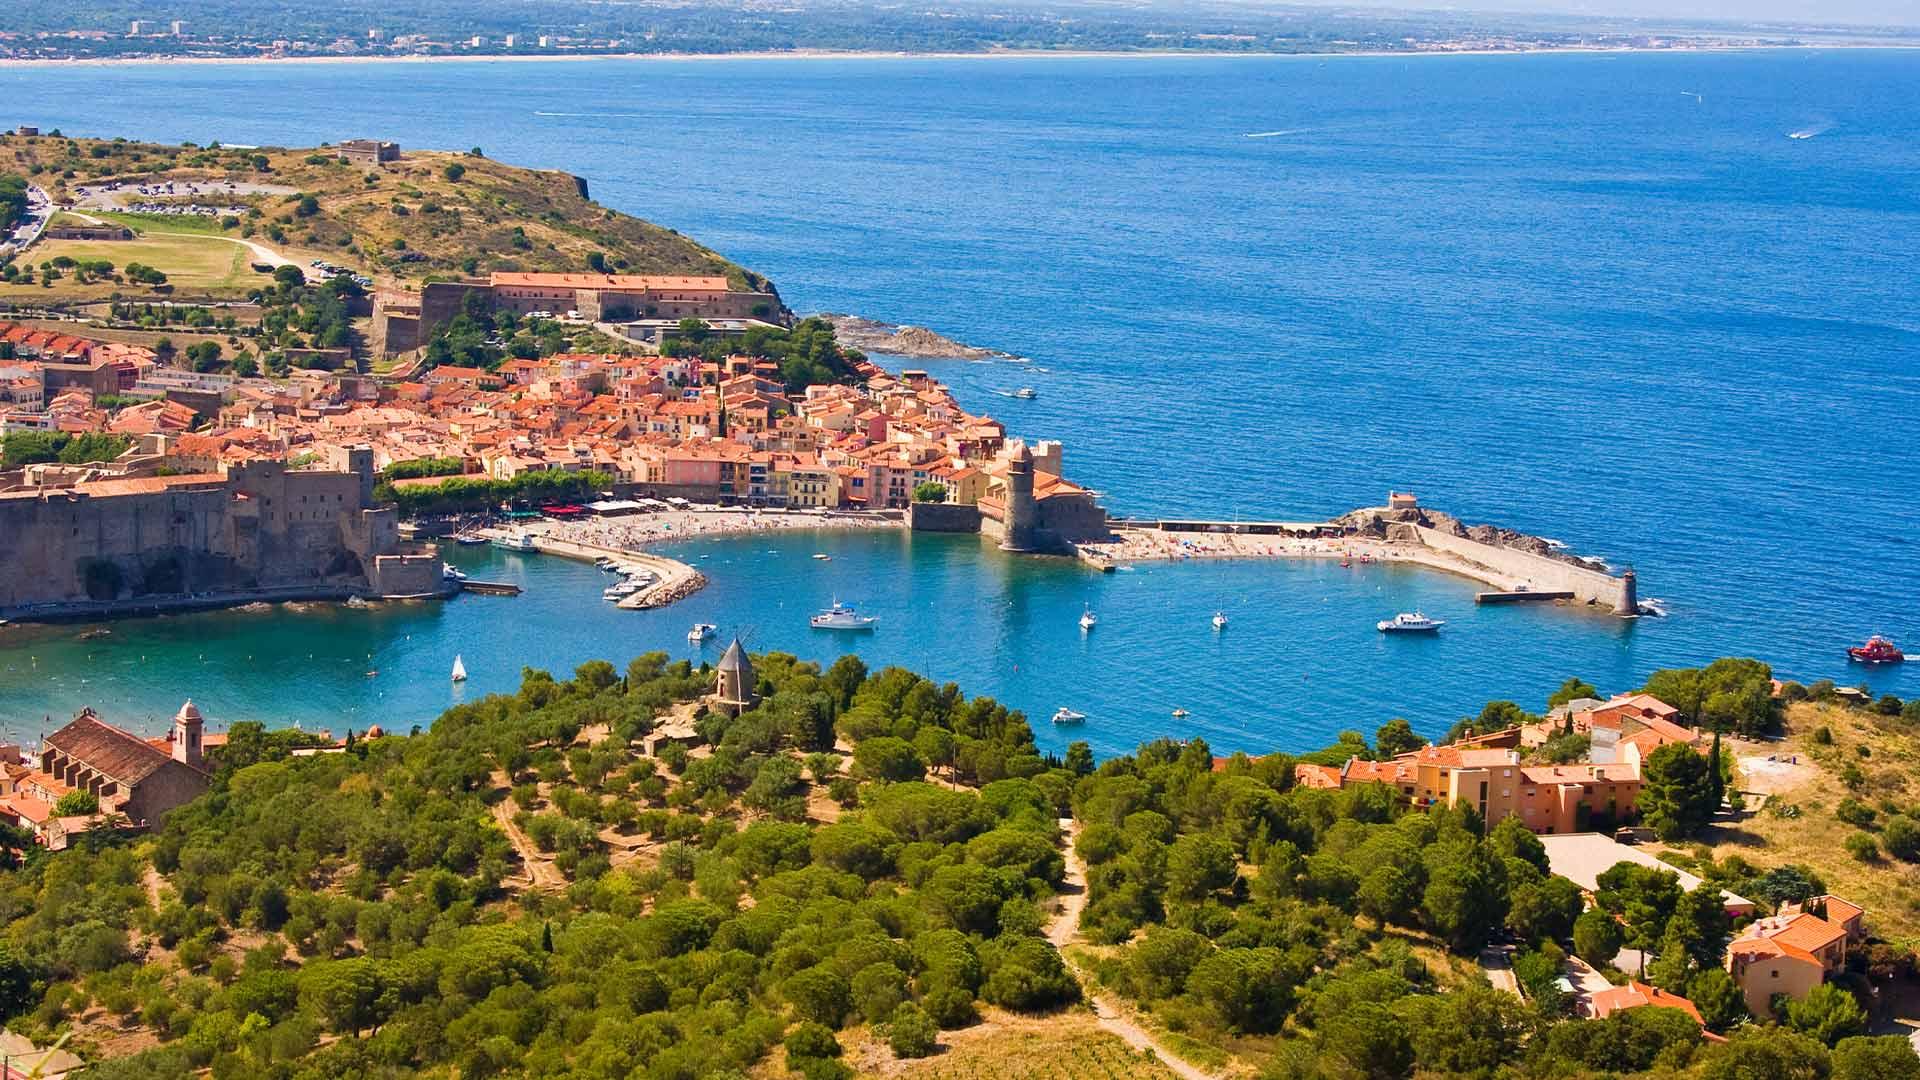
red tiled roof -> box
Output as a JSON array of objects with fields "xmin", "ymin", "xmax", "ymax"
[{"xmin": 44, "ymin": 711, "xmax": 175, "ymax": 785}]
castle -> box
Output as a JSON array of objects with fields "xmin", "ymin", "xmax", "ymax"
[{"xmin": 0, "ymin": 446, "xmax": 441, "ymax": 615}]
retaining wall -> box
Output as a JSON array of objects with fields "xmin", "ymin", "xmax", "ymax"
[{"xmin": 906, "ymin": 502, "xmax": 981, "ymax": 534}]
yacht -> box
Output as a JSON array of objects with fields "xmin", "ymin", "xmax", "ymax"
[
  {"xmin": 454, "ymin": 532, "xmax": 490, "ymax": 546},
  {"xmin": 688, "ymin": 623, "xmax": 718, "ymax": 643},
  {"xmin": 811, "ymin": 600, "xmax": 878, "ymax": 631},
  {"xmin": 451, "ymin": 655, "xmax": 468, "ymax": 682},
  {"xmin": 1051, "ymin": 707, "xmax": 1087, "ymax": 725},
  {"xmin": 595, "ymin": 557, "xmax": 619, "ymax": 572},
  {"xmin": 1377, "ymin": 612, "xmax": 1445, "ymax": 634},
  {"xmin": 1211, "ymin": 611, "xmax": 1228, "ymax": 630},
  {"xmin": 492, "ymin": 531, "xmax": 537, "ymax": 553},
  {"xmin": 442, "ymin": 563, "xmax": 468, "ymax": 582},
  {"xmin": 1079, "ymin": 605, "xmax": 1098, "ymax": 631}
]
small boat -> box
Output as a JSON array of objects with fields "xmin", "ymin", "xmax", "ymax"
[
  {"xmin": 811, "ymin": 600, "xmax": 878, "ymax": 631},
  {"xmin": 1052, "ymin": 707, "xmax": 1087, "ymax": 725},
  {"xmin": 1340, "ymin": 553, "xmax": 1352, "ymax": 567},
  {"xmin": 1212, "ymin": 611, "xmax": 1228, "ymax": 630},
  {"xmin": 595, "ymin": 557, "xmax": 619, "ymax": 572},
  {"xmin": 1378, "ymin": 612, "xmax": 1445, "ymax": 634},
  {"xmin": 812, "ymin": 553, "xmax": 832, "ymax": 561},
  {"xmin": 451, "ymin": 655, "xmax": 467, "ymax": 682},
  {"xmin": 1171, "ymin": 708, "xmax": 1189, "ymax": 719},
  {"xmin": 1012, "ymin": 387, "xmax": 1037, "ymax": 399},
  {"xmin": 1848, "ymin": 636, "xmax": 1905, "ymax": 664},
  {"xmin": 604, "ymin": 582, "xmax": 641, "ymax": 601},
  {"xmin": 442, "ymin": 563, "xmax": 468, "ymax": 582},
  {"xmin": 454, "ymin": 533, "xmax": 489, "ymax": 546},
  {"xmin": 688, "ymin": 623, "xmax": 718, "ymax": 643},
  {"xmin": 1079, "ymin": 605, "xmax": 1098, "ymax": 631},
  {"xmin": 492, "ymin": 531, "xmax": 537, "ymax": 552}
]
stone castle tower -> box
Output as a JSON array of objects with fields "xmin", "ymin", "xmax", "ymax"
[
  {"xmin": 1000, "ymin": 442, "xmax": 1038, "ymax": 552},
  {"xmin": 714, "ymin": 639, "xmax": 757, "ymax": 716}
]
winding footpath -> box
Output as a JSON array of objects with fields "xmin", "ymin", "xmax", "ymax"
[{"xmin": 1049, "ymin": 817, "xmax": 1222, "ymax": 1080}]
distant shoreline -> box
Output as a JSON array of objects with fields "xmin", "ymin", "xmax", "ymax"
[{"xmin": 3, "ymin": 42, "xmax": 1917, "ymax": 71}]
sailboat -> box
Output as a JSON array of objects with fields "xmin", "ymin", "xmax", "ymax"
[
  {"xmin": 1079, "ymin": 604, "xmax": 1098, "ymax": 631},
  {"xmin": 451, "ymin": 654, "xmax": 468, "ymax": 682}
]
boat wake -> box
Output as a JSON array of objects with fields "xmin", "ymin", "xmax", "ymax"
[
  {"xmin": 1787, "ymin": 124, "xmax": 1832, "ymax": 140},
  {"xmin": 1245, "ymin": 129, "xmax": 1306, "ymax": 139}
]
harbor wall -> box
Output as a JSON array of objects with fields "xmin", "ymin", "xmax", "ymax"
[
  {"xmin": 906, "ymin": 502, "xmax": 980, "ymax": 534},
  {"xmin": 1403, "ymin": 524, "xmax": 1635, "ymax": 613}
]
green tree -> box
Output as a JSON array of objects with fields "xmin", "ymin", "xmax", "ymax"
[
  {"xmin": 1573, "ymin": 907, "xmax": 1624, "ymax": 967},
  {"xmin": 1421, "ymin": 841, "xmax": 1509, "ymax": 952},
  {"xmin": 52, "ymin": 790, "xmax": 100, "ymax": 816},
  {"xmin": 1375, "ymin": 717, "xmax": 1426, "ymax": 758},
  {"xmin": 1785, "ymin": 983, "xmax": 1868, "ymax": 1047},
  {"xmin": 1185, "ymin": 947, "xmax": 1299, "ymax": 1034},
  {"xmin": 1697, "ymin": 1025, "xmax": 1831, "ymax": 1080},
  {"xmin": 443, "ymin": 162, "xmax": 466, "ymax": 181},
  {"xmin": 1316, "ymin": 1000, "xmax": 1413, "ymax": 1080},
  {"xmin": 911, "ymin": 481, "xmax": 948, "ymax": 503},
  {"xmin": 1165, "ymin": 833, "xmax": 1236, "ymax": 901},
  {"xmin": 1687, "ymin": 967, "xmax": 1748, "ymax": 1032},
  {"xmin": 853, "ymin": 736, "xmax": 925, "ymax": 783},
  {"xmin": 1640, "ymin": 742, "xmax": 1716, "ymax": 841},
  {"xmin": 886, "ymin": 1002, "xmax": 938, "ymax": 1058},
  {"xmin": 784, "ymin": 966, "xmax": 853, "ymax": 1028},
  {"xmin": 1832, "ymin": 1036, "xmax": 1920, "ymax": 1080},
  {"xmin": 1547, "ymin": 677, "xmax": 1600, "ymax": 710}
]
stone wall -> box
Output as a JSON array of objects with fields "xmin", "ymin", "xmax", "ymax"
[
  {"xmin": 1404, "ymin": 523, "xmax": 1636, "ymax": 613},
  {"xmin": 906, "ymin": 502, "xmax": 981, "ymax": 534}
]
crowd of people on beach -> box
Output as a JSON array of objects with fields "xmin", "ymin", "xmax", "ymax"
[
  {"xmin": 540, "ymin": 509, "xmax": 898, "ymax": 554},
  {"xmin": 1084, "ymin": 529, "xmax": 1364, "ymax": 562}
]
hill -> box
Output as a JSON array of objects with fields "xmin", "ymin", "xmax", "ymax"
[{"xmin": 0, "ymin": 132, "xmax": 774, "ymax": 301}]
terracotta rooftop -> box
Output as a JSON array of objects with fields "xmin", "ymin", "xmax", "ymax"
[
  {"xmin": 489, "ymin": 272, "xmax": 732, "ymax": 291},
  {"xmin": 44, "ymin": 710, "xmax": 176, "ymax": 785},
  {"xmin": 1588, "ymin": 981, "xmax": 1705, "ymax": 1025}
]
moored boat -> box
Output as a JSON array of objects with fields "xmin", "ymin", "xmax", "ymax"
[
  {"xmin": 688, "ymin": 622, "xmax": 718, "ymax": 643},
  {"xmin": 451, "ymin": 655, "xmax": 467, "ymax": 682},
  {"xmin": 492, "ymin": 531, "xmax": 537, "ymax": 552},
  {"xmin": 1212, "ymin": 611, "xmax": 1228, "ymax": 630},
  {"xmin": 1847, "ymin": 636, "xmax": 1905, "ymax": 664},
  {"xmin": 811, "ymin": 600, "xmax": 878, "ymax": 631},
  {"xmin": 1378, "ymin": 612, "xmax": 1445, "ymax": 634},
  {"xmin": 1052, "ymin": 707, "xmax": 1087, "ymax": 725},
  {"xmin": 442, "ymin": 563, "xmax": 468, "ymax": 582},
  {"xmin": 1079, "ymin": 605, "xmax": 1098, "ymax": 631}
]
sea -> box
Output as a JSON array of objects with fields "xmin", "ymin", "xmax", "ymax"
[{"xmin": 1, "ymin": 50, "xmax": 1916, "ymax": 757}]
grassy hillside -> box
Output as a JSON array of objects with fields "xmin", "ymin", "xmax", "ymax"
[{"xmin": 0, "ymin": 132, "xmax": 774, "ymax": 297}]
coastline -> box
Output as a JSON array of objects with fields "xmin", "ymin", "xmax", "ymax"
[{"xmin": 3, "ymin": 42, "xmax": 1914, "ymax": 71}]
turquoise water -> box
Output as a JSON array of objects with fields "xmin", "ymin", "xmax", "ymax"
[{"xmin": 2, "ymin": 51, "xmax": 1916, "ymax": 751}]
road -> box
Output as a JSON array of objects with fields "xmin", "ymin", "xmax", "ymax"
[
  {"xmin": 1048, "ymin": 817, "xmax": 1220, "ymax": 1080},
  {"xmin": 1, "ymin": 184, "xmax": 52, "ymax": 256}
]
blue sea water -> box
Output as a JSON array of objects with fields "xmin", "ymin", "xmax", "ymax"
[{"xmin": 1, "ymin": 51, "xmax": 1916, "ymax": 754}]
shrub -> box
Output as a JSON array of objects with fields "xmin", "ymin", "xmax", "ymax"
[
  {"xmin": 1844, "ymin": 833, "xmax": 1879, "ymax": 863},
  {"xmin": 1835, "ymin": 798, "xmax": 1876, "ymax": 828},
  {"xmin": 1882, "ymin": 816, "xmax": 1920, "ymax": 862},
  {"xmin": 886, "ymin": 1002, "xmax": 938, "ymax": 1058}
]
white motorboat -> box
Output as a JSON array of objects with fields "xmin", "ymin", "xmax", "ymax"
[
  {"xmin": 811, "ymin": 600, "xmax": 878, "ymax": 631},
  {"xmin": 451, "ymin": 655, "xmax": 468, "ymax": 682},
  {"xmin": 1079, "ymin": 605, "xmax": 1098, "ymax": 631},
  {"xmin": 1377, "ymin": 611, "xmax": 1445, "ymax": 634},
  {"xmin": 1012, "ymin": 387, "xmax": 1037, "ymax": 399},
  {"xmin": 688, "ymin": 622, "xmax": 718, "ymax": 643},
  {"xmin": 812, "ymin": 553, "xmax": 832, "ymax": 561},
  {"xmin": 1212, "ymin": 611, "xmax": 1228, "ymax": 630},
  {"xmin": 1052, "ymin": 707, "xmax": 1087, "ymax": 725},
  {"xmin": 604, "ymin": 581, "xmax": 641, "ymax": 600},
  {"xmin": 491, "ymin": 531, "xmax": 537, "ymax": 552},
  {"xmin": 595, "ymin": 557, "xmax": 619, "ymax": 572},
  {"xmin": 442, "ymin": 563, "xmax": 468, "ymax": 582}
]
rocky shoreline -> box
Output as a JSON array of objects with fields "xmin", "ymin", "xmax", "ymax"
[{"xmin": 820, "ymin": 313, "xmax": 1022, "ymax": 362}]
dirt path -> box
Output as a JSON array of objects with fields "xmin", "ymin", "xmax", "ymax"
[
  {"xmin": 487, "ymin": 775, "xmax": 566, "ymax": 891},
  {"xmin": 1048, "ymin": 817, "xmax": 1221, "ymax": 1080}
]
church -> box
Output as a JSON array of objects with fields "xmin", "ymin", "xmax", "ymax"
[{"xmin": 37, "ymin": 701, "xmax": 213, "ymax": 826}]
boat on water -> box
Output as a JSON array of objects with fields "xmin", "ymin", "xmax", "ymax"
[
  {"xmin": 595, "ymin": 557, "xmax": 619, "ymax": 572},
  {"xmin": 1012, "ymin": 387, "xmax": 1037, "ymax": 399},
  {"xmin": 812, "ymin": 553, "xmax": 832, "ymax": 561},
  {"xmin": 811, "ymin": 600, "xmax": 878, "ymax": 631},
  {"xmin": 442, "ymin": 563, "xmax": 468, "ymax": 582},
  {"xmin": 492, "ymin": 531, "xmax": 537, "ymax": 552},
  {"xmin": 1052, "ymin": 707, "xmax": 1087, "ymax": 725},
  {"xmin": 1378, "ymin": 612, "xmax": 1445, "ymax": 634},
  {"xmin": 688, "ymin": 623, "xmax": 718, "ymax": 643},
  {"xmin": 1848, "ymin": 636, "xmax": 1905, "ymax": 664},
  {"xmin": 604, "ymin": 581, "xmax": 641, "ymax": 601},
  {"xmin": 1079, "ymin": 605, "xmax": 1098, "ymax": 631},
  {"xmin": 451, "ymin": 655, "xmax": 467, "ymax": 682},
  {"xmin": 1171, "ymin": 708, "xmax": 1189, "ymax": 719},
  {"xmin": 454, "ymin": 533, "xmax": 489, "ymax": 546},
  {"xmin": 1212, "ymin": 611, "xmax": 1229, "ymax": 630}
]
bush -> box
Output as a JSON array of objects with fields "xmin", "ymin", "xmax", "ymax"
[
  {"xmin": 886, "ymin": 1002, "xmax": 938, "ymax": 1058},
  {"xmin": 784, "ymin": 1022, "xmax": 840, "ymax": 1064},
  {"xmin": 1844, "ymin": 833, "xmax": 1879, "ymax": 863},
  {"xmin": 1883, "ymin": 816, "xmax": 1920, "ymax": 862},
  {"xmin": 1835, "ymin": 798, "xmax": 1876, "ymax": 828}
]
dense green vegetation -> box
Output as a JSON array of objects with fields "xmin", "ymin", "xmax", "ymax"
[
  {"xmin": 659, "ymin": 316, "xmax": 866, "ymax": 393},
  {"xmin": 0, "ymin": 173, "xmax": 29, "ymax": 236},
  {"xmin": 379, "ymin": 457, "xmax": 469, "ymax": 482},
  {"xmin": 374, "ymin": 469, "xmax": 612, "ymax": 518},
  {"xmin": 1, "ymin": 655, "xmax": 1916, "ymax": 1079},
  {"xmin": 0, "ymin": 430, "xmax": 132, "ymax": 469},
  {"xmin": 421, "ymin": 293, "xmax": 606, "ymax": 372}
]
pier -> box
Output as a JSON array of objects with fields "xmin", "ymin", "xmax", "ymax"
[{"xmin": 459, "ymin": 580, "xmax": 524, "ymax": 596}]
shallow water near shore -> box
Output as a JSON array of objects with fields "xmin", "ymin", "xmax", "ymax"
[{"xmin": 2, "ymin": 50, "xmax": 1918, "ymax": 749}]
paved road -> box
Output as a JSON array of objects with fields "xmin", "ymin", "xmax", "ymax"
[{"xmin": 1, "ymin": 184, "xmax": 52, "ymax": 256}]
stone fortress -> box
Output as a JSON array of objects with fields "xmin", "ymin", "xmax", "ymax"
[{"xmin": 0, "ymin": 446, "xmax": 441, "ymax": 617}]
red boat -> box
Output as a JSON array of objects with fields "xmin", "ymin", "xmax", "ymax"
[{"xmin": 1847, "ymin": 636, "xmax": 1905, "ymax": 664}]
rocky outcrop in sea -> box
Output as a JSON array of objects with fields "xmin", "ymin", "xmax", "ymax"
[
  {"xmin": 1335, "ymin": 505, "xmax": 1611, "ymax": 573},
  {"xmin": 820, "ymin": 313, "xmax": 1019, "ymax": 362}
]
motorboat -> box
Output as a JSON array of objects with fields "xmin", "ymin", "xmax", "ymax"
[
  {"xmin": 1079, "ymin": 605, "xmax": 1098, "ymax": 631},
  {"xmin": 595, "ymin": 557, "xmax": 619, "ymax": 572},
  {"xmin": 1212, "ymin": 611, "xmax": 1228, "ymax": 630},
  {"xmin": 454, "ymin": 533, "xmax": 490, "ymax": 546},
  {"xmin": 811, "ymin": 600, "xmax": 878, "ymax": 631},
  {"xmin": 688, "ymin": 623, "xmax": 718, "ymax": 643},
  {"xmin": 451, "ymin": 655, "xmax": 467, "ymax": 682},
  {"xmin": 1012, "ymin": 387, "xmax": 1037, "ymax": 399},
  {"xmin": 1377, "ymin": 612, "xmax": 1445, "ymax": 634},
  {"xmin": 492, "ymin": 531, "xmax": 537, "ymax": 552},
  {"xmin": 812, "ymin": 553, "xmax": 832, "ymax": 561},
  {"xmin": 442, "ymin": 563, "xmax": 468, "ymax": 582},
  {"xmin": 1848, "ymin": 636, "xmax": 1905, "ymax": 664},
  {"xmin": 1171, "ymin": 708, "xmax": 1189, "ymax": 719},
  {"xmin": 1052, "ymin": 707, "xmax": 1087, "ymax": 725},
  {"xmin": 604, "ymin": 581, "xmax": 641, "ymax": 601}
]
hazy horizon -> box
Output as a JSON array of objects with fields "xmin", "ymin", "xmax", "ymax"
[{"xmin": 1257, "ymin": 0, "xmax": 1920, "ymax": 30}]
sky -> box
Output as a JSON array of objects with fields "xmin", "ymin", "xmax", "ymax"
[{"xmin": 1271, "ymin": 0, "xmax": 1920, "ymax": 28}]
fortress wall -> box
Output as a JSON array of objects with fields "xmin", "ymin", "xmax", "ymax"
[
  {"xmin": 906, "ymin": 502, "xmax": 981, "ymax": 534},
  {"xmin": 1406, "ymin": 524, "xmax": 1634, "ymax": 613}
]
